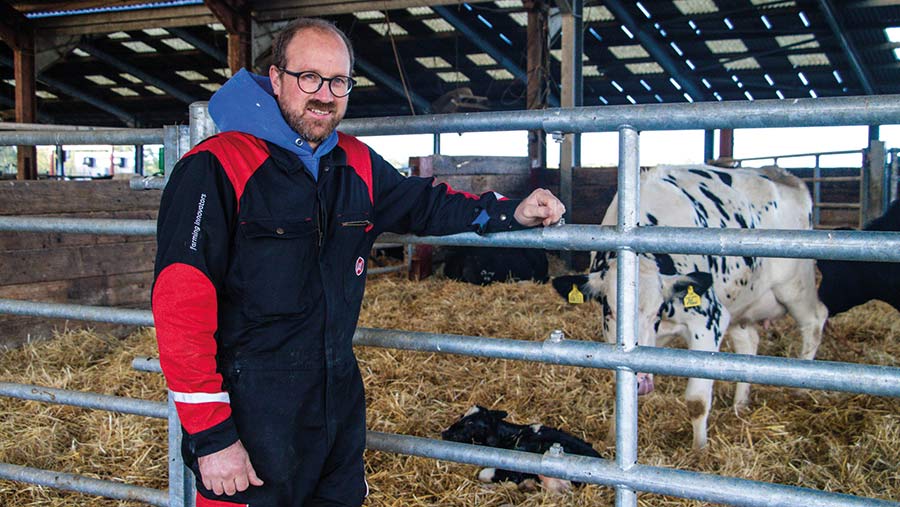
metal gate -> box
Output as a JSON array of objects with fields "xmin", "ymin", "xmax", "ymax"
[{"xmin": 1, "ymin": 95, "xmax": 900, "ymax": 507}]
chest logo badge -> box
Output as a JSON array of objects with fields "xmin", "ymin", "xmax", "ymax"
[{"xmin": 355, "ymin": 256, "xmax": 365, "ymax": 276}]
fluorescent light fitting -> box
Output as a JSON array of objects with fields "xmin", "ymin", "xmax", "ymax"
[
  {"xmin": 477, "ymin": 14, "xmax": 493, "ymax": 28},
  {"xmin": 621, "ymin": 25, "xmax": 635, "ymax": 39},
  {"xmin": 714, "ymin": 92, "xmax": 723, "ymax": 101},
  {"xmin": 702, "ymin": 78, "xmax": 712, "ymax": 88},
  {"xmin": 637, "ymin": 2, "xmax": 651, "ymax": 18},
  {"xmin": 688, "ymin": 20, "xmax": 697, "ymax": 30},
  {"xmin": 684, "ymin": 92, "xmax": 694, "ymax": 103},
  {"xmin": 670, "ymin": 41, "xmax": 683, "ymax": 56},
  {"xmin": 640, "ymin": 79, "xmax": 652, "ymax": 90},
  {"xmin": 669, "ymin": 77, "xmax": 682, "ymax": 90},
  {"xmin": 611, "ymin": 80, "xmax": 624, "ymax": 92},
  {"xmin": 799, "ymin": 11, "xmax": 810, "ymax": 27},
  {"xmin": 760, "ymin": 15, "xmax": 772, "ymax": 30},
  {"xmin": 685, "ymin": 59, "xmax": 695, "ymax": 70},
  {"xmin": 809, "ymin": 89, "xmax": 817, "ymax": 98},
  {"xmin": 724, "ymin": 17, "xmax": 734, "ymax": 30},
  {"xmin": 764, "ymin": 73, "xmax": 774, "ymax": 86},
  {"xmin": 832, "ymin": 70, "xmax": 842, "ymax": 84},
  {"xmin": 744, "ymin": 91, "xmax": 753, "ymax": 101},
  {"xmin": 655, "ymin": 94, "xmax": 663, "ymax": 102},
  {"xmin": 886, "ymin": 27, "xmax": 900, "ymax": 42},
  {"xmin": 599, "ymin": 95, "xmax": 609, "ymax": 105},
  {"xmin": 776, "ymin": 90, "xmax": 785, "ymax": 99},
  {"xmin": 626, "ymin": 95, "xmax": 637, "ymax": 104},
  {"xmin": 798, "ymin": 72, "xmax": 809, "ymax": 85},
  {"xmin": 589, "ymin": 27, "xmax": 603, "ymax": 41},
  {"xmin": 499, "ymin": 33, "xmax": 513, "ymax": 46}
]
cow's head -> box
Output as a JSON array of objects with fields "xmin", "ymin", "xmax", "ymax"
[
  {"xmin": 441, "ymin": 405, "xmax": 508, "ymax": 446},
  {"xmin": 552, "ymin": 256, "xmax": 713, "ymax": 395}
]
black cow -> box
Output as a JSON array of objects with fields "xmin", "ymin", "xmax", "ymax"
[
  {"xmin": 442, "ymin": 246, "xmax": 548, "ymax": 285},
  {"xmin": 441, "ymin": 405, "xmax": 601, "ymax": 492},
  {"xmin": 817, "ymin": 200, "xmax": 900, "ymax": 315}
]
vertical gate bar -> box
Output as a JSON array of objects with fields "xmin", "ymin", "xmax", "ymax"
[
  {"xmin": 189, "ymin": 101, "xmax": 217, "ymax": 148},
  {"xmin": 615, "ymin": 125, "xmax": 640, "ymax": 507},
  {"xmin": 168, "ymin": 391, "xmax": 194, "ymax": 507},
  {"xmin": 433, "ymin": 133, "xmax": 441, "ymax": 155},
  {"xmin": 813, "ymin": 155, "xmax": 821, "ymax": 226},
  {"xmin": 891, "ymin": 149, "xmax": 898, "ymax": 204}
]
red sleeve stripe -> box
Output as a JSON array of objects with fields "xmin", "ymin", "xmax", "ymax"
[
  {"xmin": 442, "ymin": 183, "xmax": 480, "ymax": 200},
  {"xmin": 183, "ymin": 131, "xmax": 269, "ymax": 212},
  {"xmin": 153, "ymin": 262, "xmax": 231, "ymax": 434},
  {"xmin": 337, "ymin": 131, "xmax": 374, "ymax": 205}
]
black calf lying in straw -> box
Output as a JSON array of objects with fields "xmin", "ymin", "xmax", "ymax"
[{"xmin": 441, "ymin": 405, "xmax": 601, "ymax": 492}]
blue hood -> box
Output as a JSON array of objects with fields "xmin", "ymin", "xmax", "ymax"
[{"xmin": 208, "ymin": 69, "xmax": 337, "ymax": 180}]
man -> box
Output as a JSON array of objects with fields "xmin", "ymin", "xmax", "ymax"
[{"xmin": 152, "ymin": 18, "xmax": 565, "ymax": 507}]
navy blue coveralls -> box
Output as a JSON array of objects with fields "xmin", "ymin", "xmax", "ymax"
[{"xmin": 152, "ymin": 130, "xmax": 525, "ymax": 506}]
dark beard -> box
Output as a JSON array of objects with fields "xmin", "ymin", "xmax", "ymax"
[{"xmin": 279, "ymin": 100, "xmax": 342, "ymax": 145}]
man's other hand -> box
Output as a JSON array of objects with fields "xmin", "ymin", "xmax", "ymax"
[
  {"xmin": 198, "ymin": 439, "xmax": 264, "ymax": 496},
  {"xmin": 513, "ymin": 188, "xmax": 566, "ymax": 227}
]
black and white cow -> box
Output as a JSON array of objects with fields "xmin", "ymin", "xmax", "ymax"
[
  {"xmin": 817, "ymin": 199, "xmax": 900, "ymax": 315},
  {"xmin": 553, "ymin": 165, "xmax": 828, "ymax": 449},
  {"xmin": 442, "ymin": 246, "xmax": 549, "ymax": 285},
  {"xmin": 441, "ymin": 405, "xmax": 601, "ymax": 492}
]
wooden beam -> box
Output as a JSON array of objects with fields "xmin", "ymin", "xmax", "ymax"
[
  {"xmin": 31, "ymin": 5, "xmax": 216, "ymax": 36},
  {"xmin": 253, "ymin": 0, "xmax": 495, "ymax": 21},
  {"xmin": 0, "ymin": 0, "xmax": 30, "ymax": 48},
  {"xmin": 205, "ymin": 0, "xmax": 251, "ymax": 73},
  {"xmin": 525, "ymin": 0, "xmax": 548, "ymax": 171},
  {"xmin": 2, "ymin": 1, "xmax": 37, "ymax": 179}
]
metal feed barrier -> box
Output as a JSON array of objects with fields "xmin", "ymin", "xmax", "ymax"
[{"xmin": 1, "ymin": 95, "xmax": 900, "ymax": 507}]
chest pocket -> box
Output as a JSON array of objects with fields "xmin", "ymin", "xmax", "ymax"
[
  {"xmin": 238, "ymin": 218, "xmax": 316, "ymax": 317},
  {"xmin": 335, "ymin": 211, "xmax": 373, "ymax": 303}
]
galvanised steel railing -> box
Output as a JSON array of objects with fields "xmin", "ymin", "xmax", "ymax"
[{"xmin": 2, "ymin": 96, "xmax": 900, "ymax": 506}]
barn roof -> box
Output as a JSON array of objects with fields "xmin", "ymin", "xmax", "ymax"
[{"xmin": 3, "ymin": 0, "xmax": 900, "ymax": 127}]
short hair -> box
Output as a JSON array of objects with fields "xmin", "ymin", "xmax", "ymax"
[{"xmin": 271, "ymin": 18, "xmax": 355, "ymax": 74}]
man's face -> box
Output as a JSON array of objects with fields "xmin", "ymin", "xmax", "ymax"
[{"xmin": 270, "ymin": 28, "xmax": 351, "ymax": 148}]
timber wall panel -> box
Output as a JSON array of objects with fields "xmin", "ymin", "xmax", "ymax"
[{"xmin": 0, "ymin": 180, "xmax": 161, "ymax": 347}]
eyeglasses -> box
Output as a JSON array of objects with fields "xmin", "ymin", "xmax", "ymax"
[{"xmin": 278, "ymin": 68, "xmax": 356, "ymax": 97}]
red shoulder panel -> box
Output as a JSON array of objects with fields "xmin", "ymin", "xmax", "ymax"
[
  {"xmin": 337, "ymin": 131, "xmax": 374, "ymax": 205},
  {"xmin": 184, "ymin": 131, "xmax": 270, "ymax": 210}
]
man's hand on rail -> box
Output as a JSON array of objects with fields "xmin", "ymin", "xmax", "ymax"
[
  {"xmin": 198, "ymin": 439, "xmax": 264, "ymax": 496},
  {"xmin": 514, "ymin": 188, "xmax": 566, "ymax": 227}
]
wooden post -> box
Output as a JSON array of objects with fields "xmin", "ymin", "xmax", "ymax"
[
  {"xmin": 862, "ymin": 139, "xmax": 886, "ymax": 226},
  {"xmin": 1, "ymin": 2, "xmax": 38, "ymax": 179},
  {"xmin": 204, "ymin": 0, "xmax": 251, "ymax": 73},
  {"xmin": 525, "ymin": 0, "xmax": 548, "ymax": 173},
  {"xmin": 408, "ymin": 156, "xmax": 434, "ymax": 280},
  {"xmin": 719, "ymin": 128, "xmax": 734, "ymax": 162}
]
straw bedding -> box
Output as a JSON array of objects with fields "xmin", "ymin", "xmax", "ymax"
[{"xmin": 0, "ymin": 263, "xmax": 897, "ymax": 506}]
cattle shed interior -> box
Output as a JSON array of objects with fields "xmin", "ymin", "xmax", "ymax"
[{"xmin": 2, "ymin": 0, "xmax": 900, "ymax": 127}]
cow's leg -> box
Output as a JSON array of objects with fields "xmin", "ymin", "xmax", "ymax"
[
  {"xmin": 773, "ymin": 261, "xmax": 828, "ymax": 360},
  {"xmin": 727, "ymin": 324, "xmax": 760, "ymax": 411},
  {"xmin": 683, "ymin": 307, "xmax": 729, "ymax": 449}
]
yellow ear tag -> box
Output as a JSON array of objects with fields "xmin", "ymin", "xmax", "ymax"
[
  {"xmin": 568, "ymin": 284, "xmax": 585, "ymax": 304},
  {"xmin": 683, "ymin": 286, "xmax": 702, "ymax": 308}
]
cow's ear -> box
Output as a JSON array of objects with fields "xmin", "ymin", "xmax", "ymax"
[
  {"xmin": 488, "ymin": 409, "xmax": 508, "ymax": 420},
  {"xmin": 551, "ymin": 275, "xmax": 591, "ymax": 301},
  {"xmin": 664, "ymin": 271, "xmax": 713, "ymax": 301}
]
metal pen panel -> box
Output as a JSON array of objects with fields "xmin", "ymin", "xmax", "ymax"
[
  {"xmin": 0, "ymin": 463, "xmax": 168, "ymax": 507},
  {"xmin": 366, "ymin": 432, "xmax": 898, "ymax": 507},
  {"xmin": 0, "ymin": 129, "xmax": 164, "ymax": 146},
  {"xmin": 615, "ymin": 126, "xmax": 640, "ymax": 507}
]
